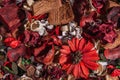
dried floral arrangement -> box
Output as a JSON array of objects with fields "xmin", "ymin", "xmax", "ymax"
[{"xmin": 0, "ymin": 0, "xmax": 120, "ymax": 80}]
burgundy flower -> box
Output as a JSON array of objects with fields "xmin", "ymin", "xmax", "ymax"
[
  {"xmin": 19, "ymin": 30, "xmax": 40, "ymax": 47},
  {"xmin": 48, "ymin": 66, "xmax": 65, "ymax": 79},
  {"xmin": 98, "ymin": 23, "xmax": 117, "ymax": 43},
  {"xmin": 7, "ymin": 44, "xmax": 28, "ymax": 62},
  {"xmin": 91, "ymin": 0, "xmax": 109, "ymax": 14},
  {"xmin": 59, "ymin": 38, "xmax": 99, "ymax": 78},
  {"xmin": 107, "ymin": 6, "xmax": 120, "ymax": 27},
  {"xmin": 73, "ymin": 0, "xmax": 89, "ymax": 23}
]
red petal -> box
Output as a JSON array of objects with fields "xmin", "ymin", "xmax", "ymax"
[
  {"xmin": 73, "ymin": 64, "xmax": 79, "ymax": 78},
  {"xmin": 78, "ymin": 63, "xmax": 86, "ymax": 78},
  {"xmin": 79, "ymin": 62, "xmax": 89, "ymax": 78},
  {"xmin": 62, "ymin": 45, "xmax": 71, "ymax": 53},
  {"xmin": 10, "ymin": 40, "xmax": 21, "ymax": 48},
  {"xmin": 84, "ymin": 61, "xmax": 99, "ymax": 70},
  {"xmin": 59, "ymin": 55, "xmax": 68, "ymax": 64},
  {"xmin": 82, "ymin": 41, "xmax": 94, "ymax": 52},
  {"xmin": 43, "ymin": 45, "xmax": 55, "ymax": 65},
  {"xmin": 75, "ymin": 38, "xmax": 80, "ymax": 50},
  {"xmin": 72, "ymin": 38, "xmax": 76, "ymax": 50},
  {"xmin": 111, "ymin": 69, "xmax": 120, "ymax": 77},
  {"xmin": 67, "ymin": 64, "xmax": 74, "ymax": 74},
  {"xmin": 60, "ymin": 49, "xmax": 70, "ymax": 55},
  {"xmin": 79, "ymin": 38, "xmax": 86, "ymax": 51},
  {"xmin": 68, "ymin": 40, "xmax": 76, "ymax": 52},
  {"xmin": 62, "ymin": 64, "xmax": 71, "ymax": 70}
]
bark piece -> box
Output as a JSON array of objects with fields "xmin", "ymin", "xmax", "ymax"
[
  {"xmin": 48, "ymin": 0, "xmax": 74, "ymax": 25},
  {"xmin": 27, "ymin": 65, "xmax": 36, "ymax": 77},
  {"xmin": 32, "ymin": 0, "xmax": 62, "ymax": 16}
]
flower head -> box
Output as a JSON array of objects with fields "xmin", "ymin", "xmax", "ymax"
[{"xmin": 59, "ymin": 38, "xmax": 99, "ymax": 78}]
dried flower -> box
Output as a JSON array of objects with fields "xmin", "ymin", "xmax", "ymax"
[{"xmin": 59, "ymin": 38, "xmax": 99, "ymax": 78}]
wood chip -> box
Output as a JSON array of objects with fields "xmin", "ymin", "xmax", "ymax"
[
  {"xmin": 27, "ymin": 65, "xmax": 36, "ymax": 77},
  {"xmin": 48, "ymin": 0, "xmax": 74, "ymax": 25},
  {"xmin": 109, "ymin": 1, "xmax": 120, "ymax": 8},
  {"xmin": 32, "ymin": 0, "xmax": 62, "ymax": 16},
  {"xmin": 106, "ymin": 75, "xmax": 119, "ymax": 80}
]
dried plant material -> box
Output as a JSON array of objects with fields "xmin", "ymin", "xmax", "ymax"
[
  {"xmin": 48, "ymin": 1, "xmax": 74, "ymax": 25},
  {"xmin": 106, "ymin": 75, "xmax": 119, "ymax": 80},
  {"xmin": 0, "ymin": 4, "xmax": 25, "ymax": 31},
  {"xmin": 27, "ymin": 0, "xmax": 34, "ymax": 7},
  {"xmin": 17, "ymin": 75, "xmax": 33, "ymax": 80},
  {"xmin": 103, "ymin": 31, "xmax": 120, "ymax": 49},
  {"xmin": 67, "ymin": 75, "xmax": 75, "ymax": 80},
  {"xmin": 32, "ymin": 0, "xmax": 62, "ymax": 16},
  {"xmin": 109, "ymin": 1, "xmax": 120, "ymax": 8},
  {"xmin": 94, "ymin": 63, "xmax": 107, "ymax": 76},
  {"xmin": 0, "ymin": 72, "xmax": 3, "ymax": 79},
  {"xmin": 27, "ymin": 65, "xmax": 35, "ymax": 77},
  {"xmin": 104, "ymin": 46, "xmax": 120, "ymax": 60},
  {"xmin": 17, "ymin": 58, "xmax": 26, "ymax": 71}
]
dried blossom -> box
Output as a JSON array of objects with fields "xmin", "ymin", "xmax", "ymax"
[
  {"xmin": 59, "ymin": 38, "xmax": 99, "ymax": 78},
  {"xmin": 91, "ymin": 0, "xmax": 109, "ymax": 14},
  {"xmin": 107, "ymin": 6, "xmax": 120, "ymax": 27}
]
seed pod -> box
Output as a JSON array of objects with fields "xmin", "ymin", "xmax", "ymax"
[
  {"xmin": 106, "ymin": 75, "xmax": 119, "ymax": 80},
  {"xmin": 94, "ymin": 63, "xmax": 107, "ymax": 76},
  {"xmin": 27, "ymin": 65, "xmax": 36, "ymax": 77}
]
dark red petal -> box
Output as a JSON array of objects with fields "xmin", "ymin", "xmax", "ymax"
[
  {"xmin": 111, "ymin": 69, "xmax": 120, "ymax": 77},
  {"xmin": 43, "ymin": 45, "xmax": 55, "ymax": 65}
]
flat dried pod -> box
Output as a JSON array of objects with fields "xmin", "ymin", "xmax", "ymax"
[
  {"xmin": 94, "ymin": 63, "xmax": 107, "ymax": 76},
  {"xmin": 109, "ymin": 0, "xmax": 120, "ymax": 8},
  {"xmin": 106, "ymin": 75, "xmax": 119, "ymax": 80},
  {"xmin": 32, "ymin": 0, "xmax": 62, "ymax": 16},
  {"xmin": 103, "ymin": 31, "xmax": 120, "ymax": 49},
  {"xmin": 17, "ymin": 58, "xmax": 26, "ymax": 71},
  {"xmin": 0, "ymin": 4, "xmax": 25, "ymax": 32},
  {"xmin": 48, "ymin": 0, "xmax": 74, "ymax": 25},
  {"xmin": 27, "ymin": 65, "xmax": 36, "ymax": 77}
]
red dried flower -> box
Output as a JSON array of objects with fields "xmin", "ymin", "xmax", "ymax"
[
  {"xmin": 59, "ymin": 38, "xmax": 99, "ymax": 78},
  {"xmin": 107, "ymin": 6, "xmax": 120, "ymax": 27},
  {"xmin": 91, "ymin": 0, "xmax": 109, "ymax": 14},
  {"xmin": 104, "ymin": 46, "xmax": 120, "ymax": 60},
  {"xmin": 4, "ymin": 37, "xmax": 21, "ymax": 48},
  {"xmin": 107, "ymin": 65, "xmax": 120, "ymax": 77}
]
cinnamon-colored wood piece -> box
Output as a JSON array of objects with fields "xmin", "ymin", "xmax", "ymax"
[
  {"xmin": 32, "ymin": 0, "xmax": 62, "ymax": 16},
  {"xmin": 48, "ymin": 0, "xmax": 74, "ymax": 25}
]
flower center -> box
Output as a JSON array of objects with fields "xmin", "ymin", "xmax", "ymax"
[{"xmin": 71, "ymin": 51, "xmax": 82, "ymax": 64}]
